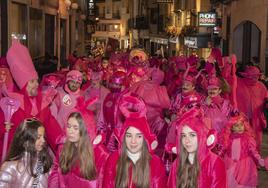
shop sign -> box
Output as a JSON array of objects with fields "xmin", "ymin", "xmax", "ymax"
[
  {"xmin": 198, "ymin": 12, "xmax": 217, "ymax": 27},
  {"xmin": 156, "ymin": 0, "xmax": 174, "ymax": 3},
  {"xmin": 184, "ymin": 37, "xmax": 197, "ymax": 48},
  {"xmin": 169, "ymin": 36, "xmax": 178, "ymax": 43},
  {"xmin": 87, "ymin": 0, "xmax": 95, "ymax": 17},
  {"xmin": 150, "ymin": 37, "xmax": 168, "ymax": 45}
]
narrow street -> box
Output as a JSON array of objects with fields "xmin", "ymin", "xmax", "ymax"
[{"xmin": 259, "ymin": 129, "xmax": 268, "ymax": 187}]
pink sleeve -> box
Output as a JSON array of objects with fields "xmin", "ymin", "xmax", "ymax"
[
  {"xmin": 151, "ymin": 156, "xmax": 167, "ymax": 188},
  {"xmin": 211, "ymin": 157, "xmax": 227, "ymax": 188},
  {"xmin": 167, "ymin": 160, "xmax": 177, "ymax": 188},
  {"xmin": 102, "ymin": 153, "xmax": 117, "ymax": 188},
  {"xmin": 48, "ymin": 150, "xmax": 61, "ymax": 188}
]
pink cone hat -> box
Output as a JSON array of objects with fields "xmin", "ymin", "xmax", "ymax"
[{"xmin": 6, "ymin": 40, "xmax": 38, "ymax": 89}]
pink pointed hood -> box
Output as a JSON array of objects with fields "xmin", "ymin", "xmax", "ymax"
[{"xmin": 6, "ymin": 40, "xmax": 38, "ymax": 89}]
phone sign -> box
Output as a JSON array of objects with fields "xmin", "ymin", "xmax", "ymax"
[{"xmin": 198, "ymin": 12, "xmax": 217, "ymax": 27}]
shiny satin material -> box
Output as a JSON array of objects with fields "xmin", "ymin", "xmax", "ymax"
[{"xmin": 0, "ymin": 158, "xmax": 48, "ymax": 188}]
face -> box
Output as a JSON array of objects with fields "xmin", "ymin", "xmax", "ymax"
[
  {"xmin": 182, "ymin": 81, "xmax": 195, "ymax": 94},
  {"xmin": 208, "ymin": 87, "xmax": 221, "ymax": 97},
  {"xmin": 231, "ymin": 121, "xmax": 245, "ymax": 134},
  {"xmin": 181, "ymin": 126, "xmax": 198, "ymax": 154},
  {"xmin": 35, "ymin": 127, "xmax": 45, "ymax": 152},
  {"xmin": 0, "ymin": 70, "xmax": 7, "ymax": 83},
  {"xmin": 67, "ymin": 80, "xmax": 81, "ymax": 92},
  {"xmin": 125, "ymin": 126, "xmax": 144, "ymax": 154},
  {"xmin": 66, "ymin": 117, "xmax": 80, "ymax": 143},
  {"xmin": 26, "ymin": 79, "xmax": 39, "ymax": 96}
]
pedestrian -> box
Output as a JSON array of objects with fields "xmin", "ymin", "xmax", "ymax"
[
  {"xmin": 0, "ymin": 118, "xmax": 52, "ymax": 187},
  {"xmin": 168, "ymin": 109, "xmax": 226, "ymax": 188},
  {"xmin": 103, "ymin": 117, "xmax": 167, "ymax": 187},
  {"xmin": 48, "ymin": 109, "xmax": 108, "ymax": 188},
  {"xmin": 221, "ymin": 113, "xmax": 268, "ymax": 188}
]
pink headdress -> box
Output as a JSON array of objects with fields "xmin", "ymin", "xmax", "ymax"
[
  {"xmin": 40, "ymin": 73, "xmax": 64, "ymax": 89},
  {"xmin": 119, "ymin": 95, "xmax": 147, "ymax": 119},
  {"xmin": 117, "ymin": 95, "xmax": 157, "ymax": 153},
  {"xmin": 109, "ymin": 71, "xmax": 126, "ymax": 85},
  {"xmin": 66, "ymin": 70, "xmax": 83, "ymax": 84},
  {"xmin": 74, "ymin": 58, "xmax": 88, "ymax": 72},
  {"xmin": 174, "ymin": 108, "xmax": 211, "ymax": 161},
  {"xmin": 207, "ymin": 76, "xmax": 221, "ymax": 89},
  {"xmin": 68, "ymin": 96, "xmax": 98, "ymax": 142},
  {"xmin": 240, "ymin": 66, "xmax": 261, "ymax": 79},
  {"xmin": 118, "ymin": 117, "xmax": 158, "ymax": 153},
  {"xmin": 183, "ymin": 63, "xmax": 203, "ymax": 85},
  {"xmin": 6, "ymin": 40, "xmax": 38, "ymax": 89}
]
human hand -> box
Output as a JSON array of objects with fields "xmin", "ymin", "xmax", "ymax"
[{"xmin": 4, "ymin": 122, "xmax": 13, "ymax": 132}]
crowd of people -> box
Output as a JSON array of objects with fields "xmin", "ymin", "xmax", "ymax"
[{"xmin": 0, "ymin": 39, "xmax": 268, "ymax": 188}]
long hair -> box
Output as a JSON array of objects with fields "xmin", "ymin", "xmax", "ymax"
[
  {"xmin": 115, "ymin": 136, "xmax": 151, "ymax": 188},
  {"xmin": 59, "ymin": 112, "xmax": 97, "ymax": 180},
  {"xmin": 6, "ymin": 118, "xmax": 52, "ymax": 176},
  {"xmin": 176, "ymin": 138, "xmax": 200, "ymax": 188}
]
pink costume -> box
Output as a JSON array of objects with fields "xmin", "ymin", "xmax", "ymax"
[
  {"xmin": 0, "ymin": 40, "xmax": 62, "ymax": 156},
  {"xmin": 221, "ymin": 114, "xmax": 267, "ymax": 188},
  {"xmin": 168, "ymin": 110, "xmax": 226, "ymax": 188},
  {"xmin": 129, "ymin": 79, "xmax": 170, "ymax": 156},
  {"xmin": 204, "ymin": 77, "xmax": 232, "ymax": 133},
  {"xmin": 236, "ymin": 66, "xmax": 267, "ymax": 151},
  {"xmin": 103, "ymin": 117, "xmax": 167, "ymax": 188},
  {"xmin": 48, "ymin": 136, "xmax": 108, "ymax": 188},
  {"xmin": 98, "ymin": 71, "xmax": 127, "ymax": 152},
  {"xmin": 50, "ymin": 70, "xmax": 84, "ymax": 129}
]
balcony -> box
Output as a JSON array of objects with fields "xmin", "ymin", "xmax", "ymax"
[{"xmin": 128, "ymin": 16, "xmax": 148, "ymax": 30}]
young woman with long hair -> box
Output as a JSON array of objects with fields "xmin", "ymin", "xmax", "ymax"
[
  {"xmin": 168, "ymin": 111, "xmax": 226, "ymax": 188},
  {"xmin": 0, "ymin": 118, "xmax": 52, "ymax": 187},
  {"xmin": 48, "ymin": 111, "xmax": 108, "ymax": 188},
  {"xmin": 103, "ymin": 117, "xmax": 167, "ymax": 188}
]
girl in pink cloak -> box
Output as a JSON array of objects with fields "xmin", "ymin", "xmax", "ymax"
[
  {"xmin": 48, "ymin": 111, "xmax": 108, "ymax": 188},
  {"xmin": 221, "ymin": 113, "xmax": 268, "ymax": 188},
  {"xmin": 168, "ymin": 109, "xmax": 226, "ymax": 188}
]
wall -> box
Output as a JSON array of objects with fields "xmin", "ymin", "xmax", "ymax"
[{"xmin": 230, "ymin": 0, "xmax": 268, "ymax": 70}]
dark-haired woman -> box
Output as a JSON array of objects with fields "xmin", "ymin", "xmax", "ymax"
[
  {"xmin": 0, "ymin": 118, "xmax": 52, "ymax": 187},
  {"xmin": 103, "ymin": 117, "xmax": 167, "ymax": 188}
]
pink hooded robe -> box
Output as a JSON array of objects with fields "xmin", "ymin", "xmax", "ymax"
[
  {"xmin": 102, "ymin": 117, "xmax": 167, "ymax": 188},
  {"xmin": 236, "ymin": 66, "xmax": 267, "ymax": 151},
  {"xmin": 167, "ymin": 113, "xmax": 226, "ymax": 188}
]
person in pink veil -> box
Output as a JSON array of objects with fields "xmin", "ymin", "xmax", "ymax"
[
  {"xmin": 168, "ymin": 109, "xmax": 226, "ymax": 188},
  {"xmin": 236, "ymin": 66, "xmax": 267, "ymax": 151},
  {"xmin": 48, "ymin": 97, "xmax": 108, "ymax": 188},
  {"xmin": 0, "ymin": 40, "xmax": 62, "ymax": 158},
  {"xmin": 220, "ymin": 113, "xmax": 268, "ymax": 188}
]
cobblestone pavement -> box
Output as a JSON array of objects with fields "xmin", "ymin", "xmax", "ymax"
[{"xmin": 259, "ymin": 130, "xmax": 268, "ymax": 188}]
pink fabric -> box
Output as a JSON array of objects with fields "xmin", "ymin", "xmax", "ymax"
[
  {"xmin": 118, "ymin": 117, "xmax": 157, "ymax": 153},
  {"xmin": 236, "ymin": 77, "xmax": 267, "ymax": 150},
  {"xmin": 168, "ymin": 152, "xmax": 226, "ymax": 188},
  {"xmin": 6, "ymin": 40, "xmax": 38, "ymax": 89},
  {"xmin": 103, "ymin": 151, "xmax": 167, "ymax": 188},
  {"xmin": 48, "ymin": 138, "xmax": 109, "ymax": 188},
  {"xmin": 151, "ymin": 68, "xmax": 165, "ymax": 85},
  {"xmin": 204, "ymin": 97, "xmax": 232, "ymax": 133},
  {"xmin": 224, "ymin": 134, "xmax": 260, "ymax": 186}
]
